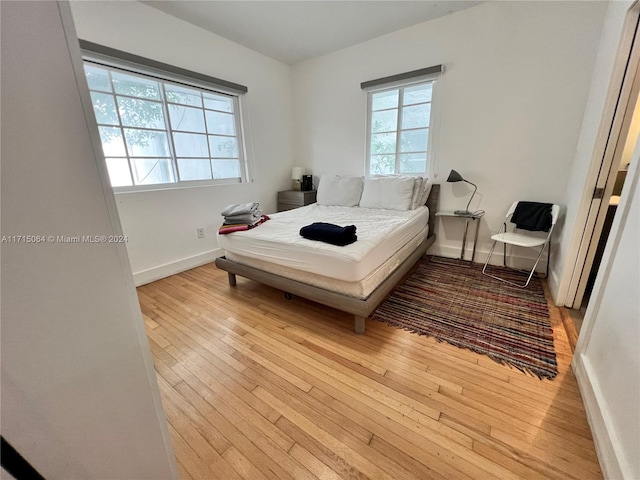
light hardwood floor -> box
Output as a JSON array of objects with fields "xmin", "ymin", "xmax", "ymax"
[{"xmin": 138, "ymin": 262, "xmax": 602, "ymax": 480}]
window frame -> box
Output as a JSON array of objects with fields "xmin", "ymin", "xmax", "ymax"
[
  {"xmin": 365, "ymin": 77, "xmax": 438, "ymax": 178},
  {"xmin": 82, "ymin": 56, "xmax": 250, "ymax": 193}
]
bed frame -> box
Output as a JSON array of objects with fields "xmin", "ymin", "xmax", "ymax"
[{"xmin": 215, "ymin": 184, "xmax": 439, "ymax": 334}]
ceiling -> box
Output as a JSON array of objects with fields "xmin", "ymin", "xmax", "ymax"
[{"xmin": 144, "ymin": 1, "xmax": 480, "ymax": 65}]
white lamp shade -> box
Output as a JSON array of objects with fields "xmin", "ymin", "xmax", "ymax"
[{"xmin": 291, "ymin": 167, "xmax": 304, "ymax": 180}]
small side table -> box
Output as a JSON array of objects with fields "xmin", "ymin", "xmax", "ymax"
[
  {"xmin": 277, "ymin": 190, "xmax": 317, "ymax": 212},
  {"xmin": 435, "ymin": 210, "xmax": 485, "ymax": 263}
]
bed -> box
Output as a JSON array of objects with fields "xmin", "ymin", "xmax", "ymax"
[{"xmin": 215, "ymin": 177, "xmax": 439, "ymax": 333}]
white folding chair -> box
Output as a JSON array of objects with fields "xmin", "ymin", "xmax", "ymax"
[{"xmin": 482, "ymin": 202, "xmax": 560, "ymax": 288}]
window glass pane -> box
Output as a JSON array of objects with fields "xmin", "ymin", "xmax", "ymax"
[
  {"xmin": 401, "ymin": 103, "xmax": 430, "ymax": 130},
  {"xmin": 124, "ymin": 129, "xmax": 170, "ymax": 157},
  {"xmin": 403, "ymin": 83, "xmax": 432, "ymax": 105},
  {"xmin": 203, "ymin": 93, "xmax": 233, "ymax": 112},
  {"xmin": 173, "ymin": 132, "xmax": 209, "ymax": 157},
  {"xmin": 90, "ymin": 92, "xmax": 119, "ymax": 125},
  {"xmin": 212, "ymin": 159, "xmax": 241, "ymax": 179},
  {"xmin": 117, "ymin": 97, "xmax": 165, "ymax": 129},
  {"xmin": 83, "ymin": 61, "xmax": 246, "ymax": 189},
  {"xmin": 370, "ymin": 132, "xmax": 396, "ymax": 155},
  {"xmin": 168, "ymin": 104, "xmax": 206, "ymax": 132},
  {"xmin": 165, "ymin": 84, "xmax": 202, "ymax": 107},
  {"xmin": 112, "ymin": 72, "xmax": 160, "ymax": 99},
  {"xmin": 370, "ymin": 155, "xmax": 395, "ymax": 175},
  {"xmin": 399, "ymin": 153, "xmax": 427, "ymax": 174},
  {"xmin": 208, "ymin": 135, "xmax": 238, "ymax": 158},
  {"xmin": 131, "ymin": 158, "xmax": 175, "ymax": 185},
  {"xmin": 177, "ymin": 159, "xmax": 212, "ymax": 181},
  {"xmin": 105, "ymin": 158, "xmax": 132, "ymax": 187},
  {"xmin": 372, "ymin": 90, "xmax": 399, "ymax": 111},
  {"xmin": 371, "ymin": 109, "xmax": 397, "ymax": 134},
  {"xmin": 205, "ymin": 110, "xmax": 236, "ymax": 136},
  {"xmin": 399, "ymin": 128, "xmax": 428, "ymax": 153},
  {"xmin": 98, "ymin": 126, "xmax": 127, "ymax": 156},
  {"xmin": 85, "ymin": 65, "xmax": 111, "ymax": 92}
]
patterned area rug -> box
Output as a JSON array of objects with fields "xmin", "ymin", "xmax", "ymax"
[{"xmin": 371, "ymin": 257, "xmax": 557, "ymax": 379}]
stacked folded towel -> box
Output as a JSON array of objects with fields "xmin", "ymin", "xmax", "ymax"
[
  {"xmin": 219, "ymin": 215, "xmax": 270, "ymax": 234},
  {"xmin": 300, "ymin": 222, "xmax": 357, "ymax": 246},
  {"xmin": 219, "ymin": 202, "xmax": 269, "ymax": 234},
  {"xmin": 224, "ymin": 212, "xmax": 261, "ymax": 225},
  {"xmin": 222, "ymin": 202, "xmax": 261, "ymax": 225}
]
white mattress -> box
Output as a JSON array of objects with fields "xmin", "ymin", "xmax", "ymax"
[
  {"xmin": 217, "ymin": 203, "xmax": 429, "ymax": 282},
  {"xmin": 226, "ymin": 225, "xmax": 429, "ymax": 299}
]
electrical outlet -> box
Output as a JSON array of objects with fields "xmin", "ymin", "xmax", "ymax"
[{"xmin": 196, "ymin": 227, "xmax": 205, "ymax": 239}]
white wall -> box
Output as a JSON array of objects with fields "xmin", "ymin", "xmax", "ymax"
[
  {"xmin": 573, "ymin": 138, "xmax": 639, "ymax": 479},
  {"xmin": 70, "ymin": 1, "xmax": 294, "ymax": 285},
  {"xmin": 292, "ymin": 1, "xmax": 607, "ymax": 267},
  {"xmin": 551, "ymin": 0, "xmax": 633, "ymax": 303},
  {"xmin": 1, "ymin": 2, "xmax": 176, "ymax": 478}
]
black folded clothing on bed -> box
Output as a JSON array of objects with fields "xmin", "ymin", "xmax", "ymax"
[
  {"xmin": 300, "ymin": 222, "xmax": 357, "ymax": 246},
  {"xmin": 511, "ymin": 201, "xmax": 553, "ymax": 232}
]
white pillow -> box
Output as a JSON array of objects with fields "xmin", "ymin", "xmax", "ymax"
[
  {"xmin": 410, "ymin": 177, "xmax": 424, "ymax": 209},
  {"xmin": 419, "ymin": 177, "xmax": 432, "ymax": 206},
  {"xmin": 359, "ymin": 176, "xmax": 416, "ymax": 210},
  {"xmin": 316, "ymin": 175, "xmax": 364, "ymax": 207}
]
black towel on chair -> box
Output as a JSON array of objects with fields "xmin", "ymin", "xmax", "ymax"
[
  {"xmin": 511, "ymin": 201, "xmax": 553, "ymax": 232},
  {"xmin": 300, "ymin": 222, "xmax": 357, "ymax": 246}
]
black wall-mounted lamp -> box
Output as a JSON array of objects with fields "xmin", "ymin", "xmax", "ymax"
[{"xmin": 447, "ymin": 169, "xmax": 477, "ymax": 216}]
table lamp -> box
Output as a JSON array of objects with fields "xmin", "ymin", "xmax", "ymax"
[
  {"xmin": 447, "ymin": 169, "xmax": 477, "ymax": 216},
  {"xmin": 291, "ymin": 167, "xmax": 304, "ymax": 191}
]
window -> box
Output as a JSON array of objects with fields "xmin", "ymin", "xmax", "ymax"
[
  {"xmin": 366, "ymin": 80, "xmax": 435, "ymax": 176},
  {"xmin": 83, "ymin": 61, "xmax": 247, "ymax": 190},
  {"xmin": 362, "ymin": 66, "xmax": 441, "ymax": 177}
]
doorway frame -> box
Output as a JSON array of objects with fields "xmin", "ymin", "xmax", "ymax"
[{"xmin": 556, "ymin": 1, "xmax": 640, "ymax": 308}]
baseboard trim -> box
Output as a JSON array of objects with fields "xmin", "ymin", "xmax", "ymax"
[
  {"xmin": 427, "ymin": 245, "xmax": 549, "ymax": 271},
  {"xmin": 133, "ymin": 249, "xmax": 222, "ymax": 286},
  {"xmin": 547, "ymin": 268, "xmax": 561, "ymax": 305},
  {"xmin": 573, "ymin": 354, "xmax": 627, "ymax": 480}
]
